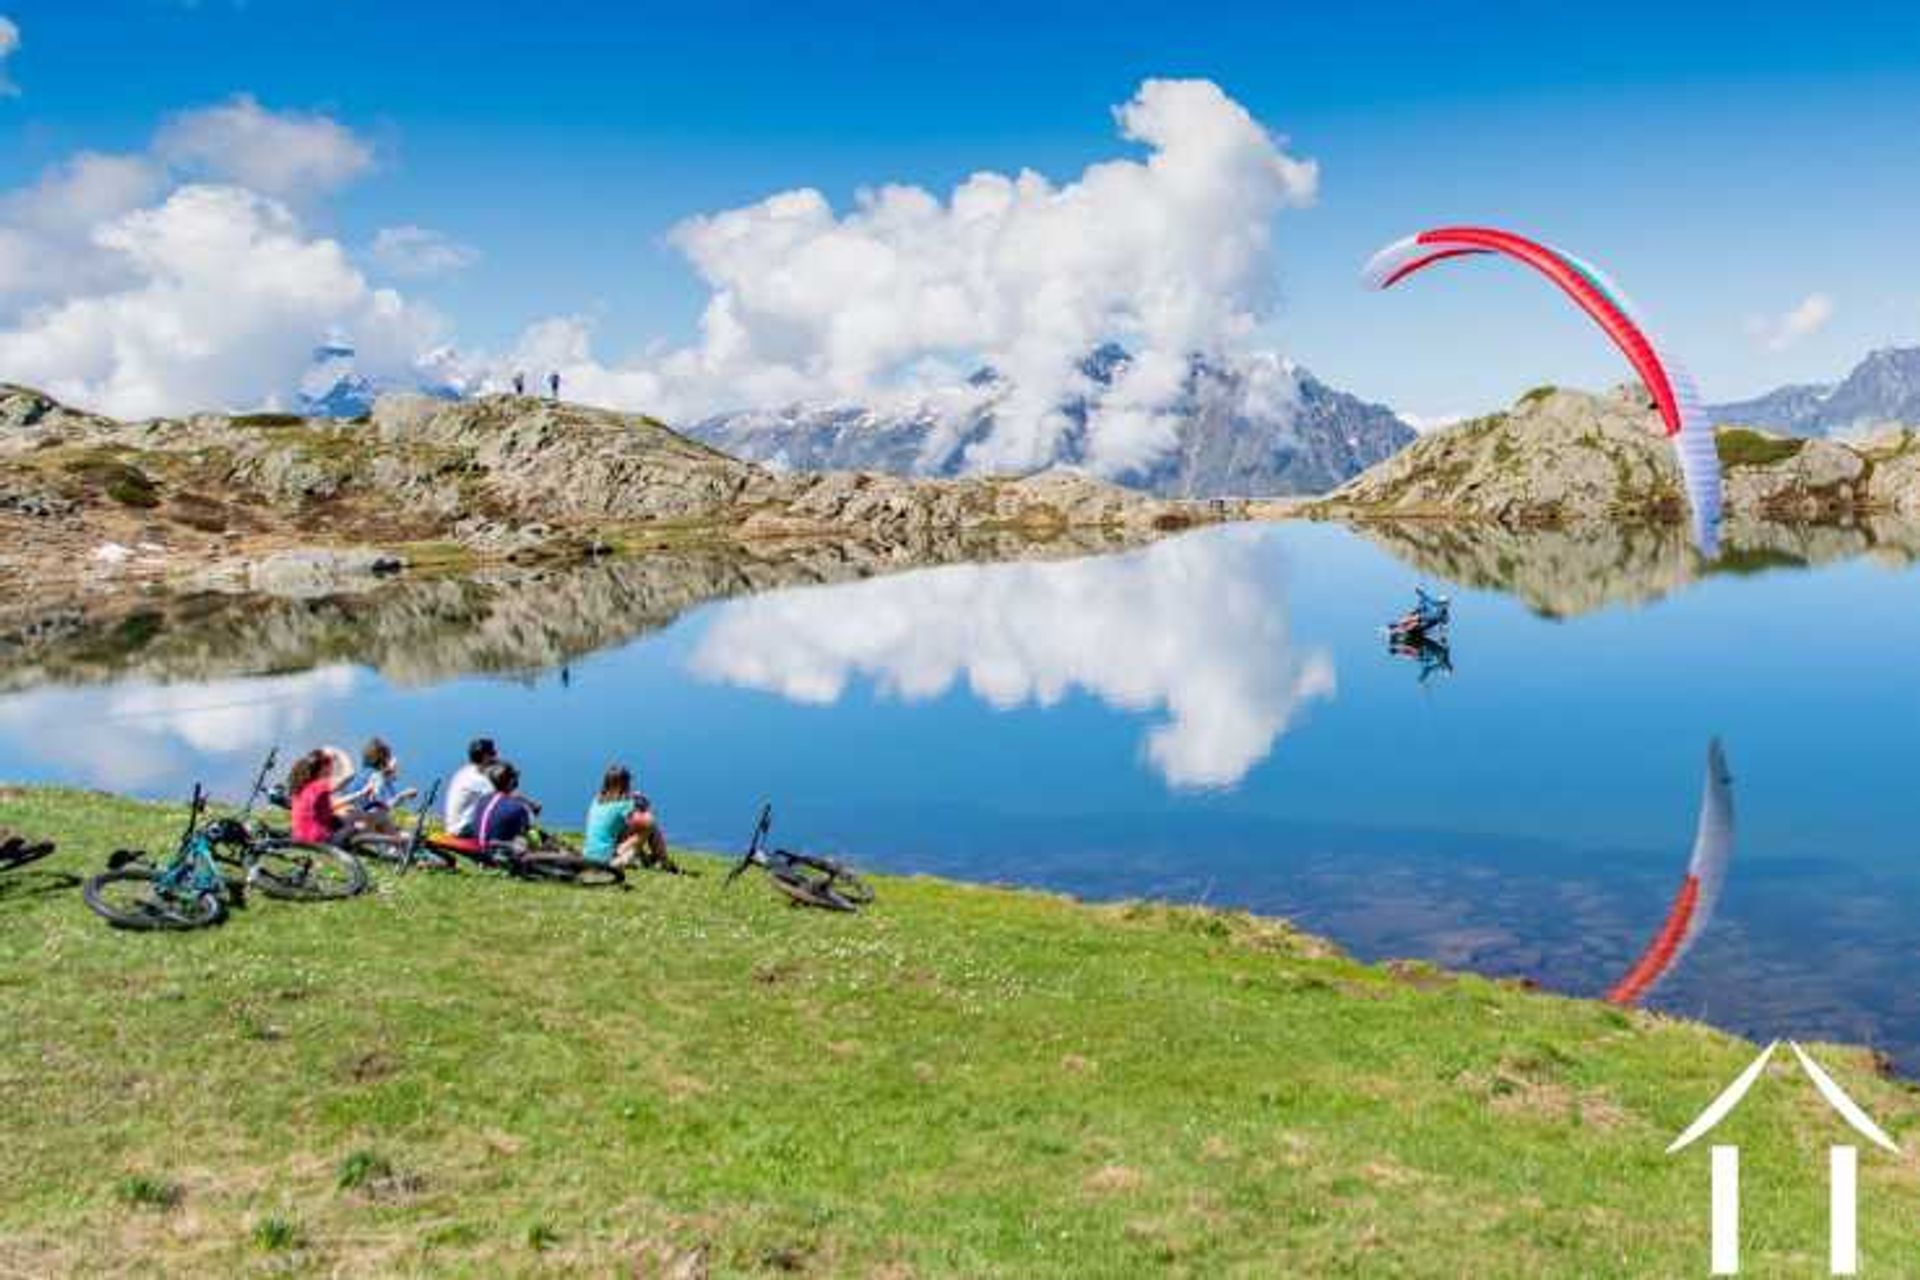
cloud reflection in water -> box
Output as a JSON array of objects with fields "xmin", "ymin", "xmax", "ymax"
[{"xmin": 691, "ymin": 530, "xmax": 1334, "ymax": 787}]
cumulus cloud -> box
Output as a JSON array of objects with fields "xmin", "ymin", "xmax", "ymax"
[
  {"xmin": 0, "ymin": 151, "xmax": 166, "ymax": 303},
  {"xmin": 0, "ymin": 97, "xmax": 452, "ymax": 416},
  {"xmin": 371, "ymin": 224, "xmax": 478, "ymax": 278},
  {"xmin": 155, "ymin": 94, "xmax": 373, "ymax": 199},
  {"xmin": 0, "ymin": 184, "xmax": 441, "ymax": 418},
  {"xmin": 506, "ymin": 79, "xmax": 1317, "ymax": 476},
  {"xmin": 0, "ymin": 16, "xmax": 20, "ymax": 97},
  {"xmin": 691, "ymin": 529, "xmax": 1335, "ymax": 788},
  {"xmin": 1748, "ymin": 292, "xmax": 1835, "ymax": 352}
]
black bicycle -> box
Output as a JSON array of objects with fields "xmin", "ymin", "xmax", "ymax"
[
  {"xmin": 454, "ymin": 825, "xmax": 626, "ymax": 888},
  {"xmin": 201, "ymin": 749, "xmax": 369, "ymax": 901},
  {"xmin": 726, "ymin": 804, "xmax": 873, "ymax": 912},
  {"xmin": 341, "ymin": 780, "xmax": 457, "ymax": 873},
  {"xmin": 371, "ymin": 816, "xmax": 625, "ymax": 888}
]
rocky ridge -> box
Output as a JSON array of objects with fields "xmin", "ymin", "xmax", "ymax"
[{"xmin": 0, "ymin": 385, "xmax": 1208, "ymax": 598}]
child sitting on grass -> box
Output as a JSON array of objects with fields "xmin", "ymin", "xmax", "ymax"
[
  {"xmin": 338, "ymin": 737, "xmax": 417, "ymax": 830},
  {"xmin": 286, "ymin": 748, "xmax": 344, "ymax": 846},
  {"xmin": 582, "ymin": 764, "xmax": 679, "ymax": 873}
]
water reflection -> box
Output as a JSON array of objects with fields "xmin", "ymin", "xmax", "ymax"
[
  {"xmin": 1606, "ymin": 739, "xmax": 1734, "ymax": 1006},
  {"xmin": 691, "ymin": 530, "xmax": 1335, "ymax": 787},
  {"xmin": 0, "ymin": 668, "xmax": 357, "ymax": 789},
  {"xmin": 1388, "ymin": 631, "xmax": 1453, "ymax": 685},
  {"xmin": 1351, "ymin": 515, "xmax": 1920, "ymax": 617}
]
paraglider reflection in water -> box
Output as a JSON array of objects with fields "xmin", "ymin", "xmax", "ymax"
[
  {"xmin": 1606, "ymin": 739, "xmax": 1735, "ymax": 1006},
  {"xmin": 1363, "ymin": 226, "xmax": 1723, "ymax": 556}
]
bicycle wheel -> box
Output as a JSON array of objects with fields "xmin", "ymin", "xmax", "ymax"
[
  {"xmin": 83, "ymin": 869, "xmax": 225, "ymax": 931},
  {"xmin": 515, "ymin": 854, "xmax": 625, "ymax": 888},
  {"xmin": 248, "ymin": 841, "xmax": 369, "ymax": 901},
  {"xmin": 768, "ymin": 864, "xmax": 859, "ymax": 912},
  {"xmin": 787, "ymin": 854, "xmax": 874, "ymax": 907},
  {"xmin": 345, "ymin": 831, "xmax": 456, "ymax": 873}
]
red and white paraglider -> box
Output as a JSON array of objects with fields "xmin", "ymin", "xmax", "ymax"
[
  {"xmin": 1606, "ymin": 738, "xmax": 1735, "ymax": 1006},
  {"xmin": 1364, "ymin": 227, "xmax": 1722, "ymax": 555}
]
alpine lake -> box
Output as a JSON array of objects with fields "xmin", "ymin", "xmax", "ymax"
[{"xmin": 5, "ymin": 516, "xmax": 1918, "ymax": 1071}]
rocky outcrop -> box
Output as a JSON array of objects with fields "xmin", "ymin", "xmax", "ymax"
[
  {"xmin": 0, "ymin": 384, "xmax": 1209, "ymax": 596},
  {"xmin": 1313, "ymin": 384, "xmax": 1920, "ymax": 529}
]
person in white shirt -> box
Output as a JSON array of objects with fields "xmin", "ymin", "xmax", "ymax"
[{"xmin": 444, "ymin": 737, "xmax": 499, "ymax": 838}]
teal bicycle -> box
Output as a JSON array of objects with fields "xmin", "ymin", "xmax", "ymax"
[{"xmin": 83, "ymin": 785, "xmax": 236, "ymax": 930}]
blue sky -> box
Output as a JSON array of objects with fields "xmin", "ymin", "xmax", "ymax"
[{"xmin": 2, "ymin": 0, "xmax": 1918, "ymax": 418}]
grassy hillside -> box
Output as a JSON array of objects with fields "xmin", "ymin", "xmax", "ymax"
[{"xmin": 2, "ymin": 787, "xmax": 1917, "ymax": 1276}]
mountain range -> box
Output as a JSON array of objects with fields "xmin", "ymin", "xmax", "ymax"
[
  {"xmin": 1708, "ymin": 347, "xmax": 1920, "ymax": 437},
  {"xmin": 686, "ymin": 346, "xmax": 1415, "ymax": 498}
]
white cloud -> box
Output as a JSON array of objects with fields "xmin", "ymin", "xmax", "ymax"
[
  {"xmin": 154, "ymin": 94, "xmax": 373, "ymax": 199},
  {"xmin": 0, "ymin": 16, "xmax": 20, "ymax": 97},
  {"xmin": 371, "ymin": 224, "xmax": 478, "ymax": 278},
  {"xmin": 0, "ymin": 97, "xmax": 452, "ymax": 417},
  {"xmin": 1399, "ymin": 410, "xmax": 1465, "ymax": 434},
  {"xmin": 0, "ymin": 151, "xmax": 166, "ymax": 302},
  {"xmin": 691, "ymin": 528, "xmax": 1335, "ymax": 788},
  {"xmin": 0, "ymin": 184, "xmax": 441, "ymax": 418},
  {"xmin": 505, "ymin": 79, "xmax": 1317, "ymax": 477},
  {"xmin": 1748, "ymin": 292, "xmax": 1835, "ymax": 352}
]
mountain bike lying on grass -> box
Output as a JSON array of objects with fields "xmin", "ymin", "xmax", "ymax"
[
  {"xmin": 365, "ymin": 816, "xmax": 625, "ymax": 888},
  {"xmin": 0, "ymin": 829, "xmax": 56, "ymax": 874},
  {"xmin": 726, "ymin": 804, "xmax": 874, "ymax": 913},
  {"xmin": 84, "ymin": 785, "xmax": 238, "ymax": 930}
]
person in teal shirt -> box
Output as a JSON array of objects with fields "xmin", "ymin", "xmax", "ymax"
[{"xmin": 582, "ymin": 763, "xmax": 679, "ymax": 872}]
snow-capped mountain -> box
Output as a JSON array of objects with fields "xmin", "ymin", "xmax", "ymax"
[
  {"xmin": 1709, "ymin": 347, "xmax": 1920, "ymax": 437},
  {"xmin": 687, "ymin": 347, "xmax": 1415, "ymax": 498},
  {"xmin": 295, "ymin": 341, "xmax": 468, "ymax": 418}
]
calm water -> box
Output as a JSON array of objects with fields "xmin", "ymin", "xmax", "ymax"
[{"xmin": 4, "ymin": 522, "xmax": 1918, "ymax": 1067}]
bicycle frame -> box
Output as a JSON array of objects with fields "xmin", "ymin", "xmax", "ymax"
[{"xmin": 145, "ymin": 786, "xmax": 230, "ymax": 901}]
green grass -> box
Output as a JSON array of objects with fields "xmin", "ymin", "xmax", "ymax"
[
  {"xmin": 1715, "ymin": 427, "xmax": 1808, "ymax": 468},
  {"xmin": 3, "ymin": 787, "xmax": 1919, "ymax": 1276}
]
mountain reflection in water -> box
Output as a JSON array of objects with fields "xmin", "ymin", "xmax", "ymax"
[{"xmin": 0, "ymin": 520, "xmax": 1917, "ymax": 1069}]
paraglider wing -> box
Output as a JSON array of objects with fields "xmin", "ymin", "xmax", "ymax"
[
  {"xmin": 1605, "ymin": 738, "xmax": 1735, "ymax": 1006},
  {"xmin": 1363, "ymin": 227, "xmax": 1721, "ymax": 554}
]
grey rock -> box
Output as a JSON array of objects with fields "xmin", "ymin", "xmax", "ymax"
[{"xmin": 247, "ymin": 548, "xmax": 407, "ymax": 598}]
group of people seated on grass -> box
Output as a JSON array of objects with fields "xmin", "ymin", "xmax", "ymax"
[{"xmin": 282, "ymin": 734, "xmax": 680, "ymax": 872}]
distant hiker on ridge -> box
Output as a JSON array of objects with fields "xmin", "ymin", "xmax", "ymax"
[
  {"xmin": 548, "ymin": 371, "xmax": 561, "ymax": 401},
  {"xmin": 512, "ymin": 371, "xmax": 526, "ymax": 396}
]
